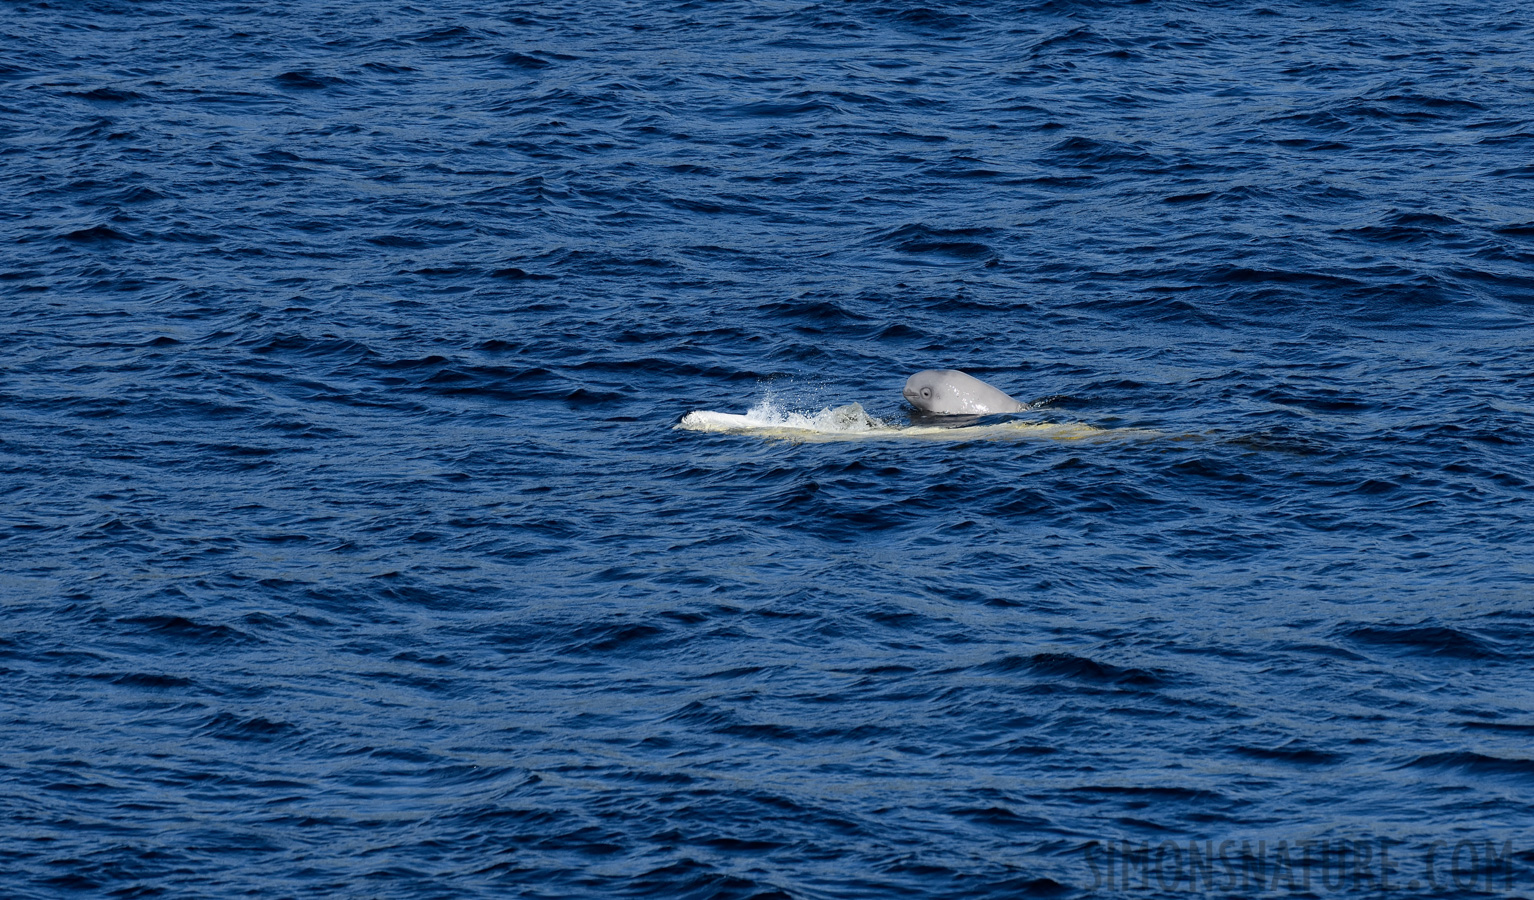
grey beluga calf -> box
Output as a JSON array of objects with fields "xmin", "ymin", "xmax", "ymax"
[{"xmin": 902, "ymin": 370, "xmax": 1028, "ymax": 416}]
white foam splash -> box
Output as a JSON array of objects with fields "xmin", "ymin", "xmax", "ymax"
[{"xmin": 679, "ymin": 400, "xmax": 886, "ymax": 434}]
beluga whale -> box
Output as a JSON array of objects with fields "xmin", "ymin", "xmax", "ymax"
[
  {"xmin": 903, "ymin": 370, "xmax": 1028, "ymax": 416},
  {"xmin": 676, "ymin": 368, "xmax": 1159, "ymax": 442}
]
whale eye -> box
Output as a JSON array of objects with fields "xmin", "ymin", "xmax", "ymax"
[{"xmin": 921, "ymin": 388, "xmax": 931, "ymax": 398}]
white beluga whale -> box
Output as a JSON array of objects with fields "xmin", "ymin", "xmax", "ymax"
[
  {"xmin": 676, "ymin": 371, "xmax": 1160, "ymax": 443},
  {"xmin": 903, "ymin": 369, "xmax": 1028, "ymax": 416}
]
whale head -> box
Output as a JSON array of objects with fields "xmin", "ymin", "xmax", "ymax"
[{"xmin": 903, "ymin": 369, "xmax": 1028, "ymax": 416}]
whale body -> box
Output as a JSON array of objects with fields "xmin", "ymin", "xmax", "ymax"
[{"xmin": 903, "ymin": 370, "xmax": 1028, "ymax": 416}]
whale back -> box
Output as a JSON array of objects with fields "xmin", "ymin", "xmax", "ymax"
[{"xmin": 903, "ymin": 369, "xmax": 1027, "ymax": 415}]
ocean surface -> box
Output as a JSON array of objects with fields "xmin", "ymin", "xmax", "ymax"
[{"xmin": 3, "ymin": 1, "xmax": 1533, "ymax": 897}]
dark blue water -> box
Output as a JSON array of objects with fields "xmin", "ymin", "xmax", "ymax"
[{"xmin": 4, "ymin": 1, "xmax": 1533, "ymax": 896}]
